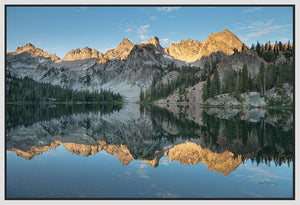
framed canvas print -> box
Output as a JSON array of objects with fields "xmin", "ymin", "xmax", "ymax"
[{"xmin": 2, "ymin": 1, "xmax": 296, "ymax": 202}]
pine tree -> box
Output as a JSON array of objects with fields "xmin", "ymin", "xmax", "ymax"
[
  {"xmin": 242, "ymin": 64, "xmax": 249, "ymax": 93},
  {"xmin": 139, "ymin": 89, "xmax": 144, "ymax": 101},
  {"xmin": 242, "ymin": 43, "xmax": 246, "ymax": 52},
  {"xmin": 213, "ymin": 68, "xmax": 220, "ymax": 95},
  {"xmin": 287, "ymin": 40, "xmax": 291, "ymax": 51},
  {"xmin": 256, "ymin": 41, "xmax": 261, "ymax": 56},
  {"xmin": 233, "ymin": 48, "xmax": 239, "ymax": 55},
  {"xmin": 268, "ymin": 41, "xmax": 272, "ymax": 51},
  {"xmin": 278, "ymin": 41, "xmax": 283, "ymax": 51},
  {"xmin": 259, "ymin": 62, "xmax": 266, "ymax": 95}
]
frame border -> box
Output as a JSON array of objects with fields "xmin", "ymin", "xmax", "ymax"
[{"xmin": 4, "ymin": 4, "xmax": 296, "ymax": 201}]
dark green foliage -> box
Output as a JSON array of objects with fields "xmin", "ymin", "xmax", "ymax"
[
  {"xmin": 209, "ymin": 69, "xmax": 220, "ymax": 97},
  {"xmin": 234, "ymin": 71, "xmax": 242, "ymax": 101},
  {"xmin": 255, "ymin": 40, "xmax": 294, "ymax": 62},
  {"xmin": 145, "ymin": 63, "xmax": 202, "ymax": 101},
  {"xmin": 217, "ymin": 65, "xmax": 254, "ymax": 100},
  {"xmin": 256, "ymin": 41, "xmax": 261, "ymax": 56},
  {"xmin": 220, "ymin": 60, "xmax": 292, "ymax": 99},
  {"xmin": 6, "ymin": 103, "xmax": 122, "ymax": 131},
  {"xmin": 201, "ymin": 110, "xmax": 293, "ymax": 166},
  {"xmin": 6, "ymin": 73, "xmax": 123, "ymax": 103},
  {"xmin": 203, "ymin": 39, "xmax": 293, "ymax": 101},
  {"xmin": 202, "ymin": 77, "xmax": 210, "ymax": 101},
  {"xmin": 233, "ymin": 48, "xmax": 239, "ymax": 54},
  {"xmin": 262, "ymin": 51, "xmax": 277, "ymax": 62},
  {"xmin": 241, "ymin": 64, "xmax": 249, "ymax": 93},
  {"xmin": 141, "ymin": 104, "xmax": 293, "ymax": 166},
  {"xmin": 284, "ymin": 40, "xmax": 294, "ymax": 59},
  {"xmin": 213, "ymin": 67, "xmax": 221, "ymax": 93},
  {"xmin": 139, "ymin": 89, "xmax": 145, "ymax": 101},
  {"xmin": 264, "ymin": 62, "xmax": 293, "ymax": 90},
  {"xmin": 221, "ymin": 69, "xmax": 236, "ymax": 94},
  {"xmin": 201, "ymin": 58, "xmax": 222, "ymax": 100},
  {"xmin": 142, "ymin": 105, "xmax": 202, "ymax": 141},
  {"xmin": 241, "ymin": 43, "xmax": 247, "ymax": 52},
  {"xmin": 259, "ymin": 62, "xmax": 266, "ymax": 95}
]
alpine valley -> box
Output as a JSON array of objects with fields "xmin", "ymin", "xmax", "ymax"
[{"xmin": 6, "ymin": 29, "xmax": 294, "ymax": 105}]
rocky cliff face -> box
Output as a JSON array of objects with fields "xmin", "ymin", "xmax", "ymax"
[
  {"xmin": 105, "ymin": 38, "xmax": 134, "ymax": 60},
  {"xmin": 201, "ymin": 29, "xmax": 244, "ymax": 57},
  {"xmin": 265, "ymin": 83, "xmax": 293, "ymax": 106},
  {"xmin": 140, "ymin": 36, "xmax": 165, "ymax": 53},
  {"xmin": 10, "ymin": 43, "xmax": 60, "ymax": 62},
  {"xmin": 7, "ymin": 36, "xmax": 181, "ymax": 101},
  {"xmin": 165, "ymin": 39, "xmax": 203, "ymax": 62},
  {"xmin": 61, "ymin": 47, "xmax": 103, "ymax": 61},
  {"xmin": 165, "ymin": 29, "xmax": 244, "ymax": 63}
]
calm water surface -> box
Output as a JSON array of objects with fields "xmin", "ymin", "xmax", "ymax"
[{"xmin": 6, "ymin": 103, "xmax": 294, "ymax": 198}]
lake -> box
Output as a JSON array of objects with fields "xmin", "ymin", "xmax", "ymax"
[{"xmin": 6, "ymin": 103, "xmax": 294, "ymax": 199}]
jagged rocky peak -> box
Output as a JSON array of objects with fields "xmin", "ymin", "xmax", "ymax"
[
  {"xmin": 138, "ymin": 36, "xmax": 164, "ymax": 54},
  {"xmin": 148, "ymin": 36, "xmax": 159, "ymax": 45},
  {"xmin": 119, "ymin": 38, "xmax": 132, "ymax": 46},
  {"xmin": 92, "ymin": 48, "xmax": 102, "ymax": 58},
  {"xmin": 144, "ymin": 36, "xmax": 161, "ymax": 48},
  {"xmin": 166, "ymin": 39, "xmax": 203, "ymax": 62},
  {"xmin": 179, "ymin": 39, "xmax": 201, "ymax": 45},
  {"xmin": 50, "ymin": 53, "xmax": 60, "ymax": 62},
  {"xmin": 81, "ymin": 46, "xmax": 91, "ymax": 53},
  {"xmin": 202, "ymin": 29, "xmax": 243, "ymax": 56},
  {"xmin": 105, "ymin": 38, "xmax": 134, "ymax": 60},
  {"xmin": 166, "ymin": 29, "xmax": 244, "ymax": 63},
  {"xmin": 17, "ymin": 43, "xmax": 35, "ymax": 50},
  {"xmin": 11, "ymin": 43, "xmax": 61, "ymax": 62},
  {"xmin": 15, "ymin": 43, "xmax": 38, "ymax": 54},
  {"xmin": 62, "ymin": 46, "xmax": 103, "ymax": 61}
]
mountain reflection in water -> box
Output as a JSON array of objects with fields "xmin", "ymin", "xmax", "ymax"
[{"xmin": 6, "ymin": 103, "xmax": 293, "ymax": 176}]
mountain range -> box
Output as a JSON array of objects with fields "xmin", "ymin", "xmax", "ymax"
[
  {"xmin": 6, "ymin": 29, "xmax": 293, "ymax": 103},
  {"xmin": 10, "ymin": 29, "xmax": 243, "ymax": 63}
]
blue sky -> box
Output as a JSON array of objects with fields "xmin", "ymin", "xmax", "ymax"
[{"xmin": 7, "ymin": 6, "xmax": 293, "ymax": 58}]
